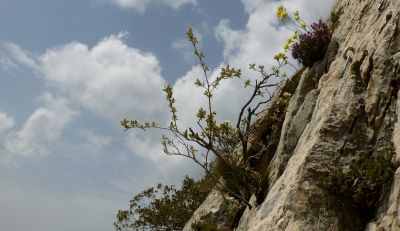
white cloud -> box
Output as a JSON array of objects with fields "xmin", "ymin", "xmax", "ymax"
[
  {"xmin": 125, "ymin": 130, "xmax": 179, "ymax": 166},
  {"xmin": 171, "ymin": 28, "xmax": 204, "ymax": 64},
  {"xmin": 0, "ymin": 55, "xmax": 17, "ymax": 72},
  {"xmin": 33, "ymin": 33, "xmax": 176, "ymax": 164},
  {"xmin": 0, "ymin": 112, "xmax": 14, "ymax": 133},
  {"xmin": 215, "ymin": 19, "xmax": 246, "ymax": 60},
  {"xmin": 54, "ymin": 34, "xmax": 163, "ymax": 121},
  {"xmin": 78, "ymin": 130, "xmax": 112, "ymax": 158},
  {"xmin": 82, "ymin": 131, "xmax": 112, "ymax": 149},
  {"xmin": 0, "ymin": 112, "xmax": 15, "ymax": 163},
  {"xmin": 3, "ymin": 42, "xmax": 39, "ymax": 71},
  {"xmin": 2, "ymin": 33, "xmax": 171, "ymax": 165},
  {"xmin": 3, "ymin": 33, "xmax": 173, "ymax": 165},
  {"xmin": 110, "ymin": 0, "xmax": 197, "ymax": 12},
  {"xmin": 6, "ymin": 93, "xmax": 77, "ymax": 157},
  {"xmin": 171, "ymin": 38, "xmax": 197, "ymax": 64},
  {"xmin": 35, "ymin": 32, "xmax": 168, "ymax": 124}
]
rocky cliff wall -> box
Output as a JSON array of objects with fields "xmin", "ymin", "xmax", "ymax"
[{"xmin": 185, "ymin": 0, "xmax": 400, "ymax": 230}]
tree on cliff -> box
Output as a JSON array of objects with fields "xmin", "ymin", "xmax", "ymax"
[
  {"xmin": 121, "ymin": 27, "xmax": 287, "ymax": 208},
  {"xmin": 114, "ymin": 174, "xmax": 214, "ymax": 231},
  {"xmin": 118, "ymin": 6, "xmax": 332, "ymax": 230}
]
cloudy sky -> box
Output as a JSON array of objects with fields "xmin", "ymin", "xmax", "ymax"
[{"xmin": 0, "ymin": 0, "xmax": 332, "ymax": 230}]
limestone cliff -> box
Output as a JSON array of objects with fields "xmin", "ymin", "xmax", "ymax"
[{"xmin": 185, "ymin": 0, "xmax": 400, "ymax": 230}]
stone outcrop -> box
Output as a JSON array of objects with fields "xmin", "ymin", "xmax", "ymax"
[
  {"xmin": 185, "ymin": 0, "xmax": 400, "ymax": 230},
  {"xmin": 183, "ymin": 189, "xmax": 239, "ymax": 230}
]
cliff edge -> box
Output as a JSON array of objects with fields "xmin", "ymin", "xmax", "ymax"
[{"xmin": 185, "ymin": 0, "xmax": 400, "ymax": 230}]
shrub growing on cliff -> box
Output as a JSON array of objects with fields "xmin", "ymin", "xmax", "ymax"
[
  {"xmin": 114, "ymin": 175, "xmax": 214, "ymax": 231},
  {"xmin": 328, "ymin": 7, "xmax": 343, "ymax": 32},
  {"xmin": 277, "ymin": 5, "xmax": 332, "ymax": 67},
  {"xmin": 323, "ymin": 152, "xmax": 396, "ymax": 211},
  {"xmin": 292, "ymin": 20, "xmax": 331, "ymax": 67},
  {"xmin": 213, "ymin": 157, "xmax": 261, "ymax": 202},
  {"xmin": 122, "ymin": 28, "xmax": 290, "ymax": 208},
  {"xmin": 191, "ymin": 221, "xmax": 231, "ymax": 231},
  {"xmin": 291, "ymin": 20, "xmax": 331, "ymax": 67}
]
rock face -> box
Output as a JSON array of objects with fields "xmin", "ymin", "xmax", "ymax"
[
  {"xmin": 183, "ymin": 189, "xmax": 239, "ymax": 230},
  {"xmin": 185, "ymin": 0, "xmax": 400, "ymax": 230}
]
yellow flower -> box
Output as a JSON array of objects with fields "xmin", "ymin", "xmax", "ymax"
[
  {"xmin": 294, "ymin": 15, "xmax": 300, "ymax": 21},
  {"xmin": 276, "ymin": 11, "xmax": 283, "ymax": 20},
  {"xmin": 283, "ymin": 43, "xmax": 289, "ymax": 50},
  {"xmin": 291, "ymin": 33, "xmax": 298, "ymax": 40},
  {"xmin": 275, "ymin": 52, "xmax": 285, "ymax": 60},
  {"xmin": 301, "ymin": 23, "xmax": 306, "ymax": 29},
  {"xmin": 276, "ymin": 5, "xmax": 288, "ymax": 21},
  {"xmin": 281, "ymin": 11, "xmax": 288, "ymax": 19}
]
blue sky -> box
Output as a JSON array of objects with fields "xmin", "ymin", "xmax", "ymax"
[{"xmin": 0, "ymin": 0, "xmax": 332, "ymax": 230}]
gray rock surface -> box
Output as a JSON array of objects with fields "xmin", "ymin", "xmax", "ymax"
[
  {"xmin": 185, "ymin": 0, "xmax": 400, "ymax": 230},
  {"xmin": 183, "ymin": 189, "xmax": 239, "ymax": 230}
]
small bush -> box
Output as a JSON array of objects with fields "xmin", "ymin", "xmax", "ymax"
[
  {"xmin": 323, "ymin": 152, "xmax": 396, "ymax": 210},
  {"xmin": 291, "ymin": 20, "xmax": 331, "ymax": 67},
  {"xmin": 114, "ymin": 175, "xmax": 214, "ymax": 231},
  {"xmin": 276, "ymin": 5, "xmax": 332, "ymax": 68},
  {"xmin": 191, "ymin": 221, "xmax": 221, "ymax": 231},
  {"xmin": 328, "ymin": 8, "xmax": 343, "ymax": 32},
  {"xmin": 213, "ymin": 157, "xmax": 261, "ymax": 203}
]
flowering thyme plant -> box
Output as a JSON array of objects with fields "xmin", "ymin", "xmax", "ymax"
[
  {"xmin": 277, "ymin": 5, "xmax": 332, "ymax": 67},
  {"xmin": 291, "ymin": 20, "xmax": 331, "ymax": 67}
]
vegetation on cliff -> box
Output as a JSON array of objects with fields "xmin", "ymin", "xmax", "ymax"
[
  {"xmin": 277, "ymin": 5, "xmax": 331, "ymax": 67},
  {"xmin": 116, "ymin": 4, "xmax": 342, "ymax": 230},
  {"xmin": 114, "ymin": 175, "xmax": 214, "ymax": 231},
  {"xmin": 322, "ymin": 151, "xmax": 397, "ymax": 217},
  {"xmin": 121, "ymin": 27, "xmax": 290, "ymax": 209}
]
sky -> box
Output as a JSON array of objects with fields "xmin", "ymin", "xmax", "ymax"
[{"xmin": 0, "ymin": 0, "xmax": 333, "ymax": 230}]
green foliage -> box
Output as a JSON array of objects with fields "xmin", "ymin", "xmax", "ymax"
[
  {"xmin": 323, "ymin": 152, "xmax": 396, "ymax": 210},
  {"xmin": 328, "ymin": 7, "xmax": 343, "ymax": 32},
  {"xmin": 270, "ymin": 92, "xmax": 291, "ymax": 134},
  {"xmin": 122, "ymin": 27, "xmax": 290, "ymax": 208},
  {"xmin": 191, "ymin": 221, "xmax": 231, "ymax": 231},
  {"xmin": 213, "ymin": 157, "xmax": 261, "ymax": 202},
  {"xmin": 114, "ymin": 175, "xmax": 214, "ymax": 231}
]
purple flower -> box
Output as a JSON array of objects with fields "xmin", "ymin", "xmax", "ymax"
[{"xmin": 291, "ymin": 20, "xmax": 331, "ymax": 67}]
